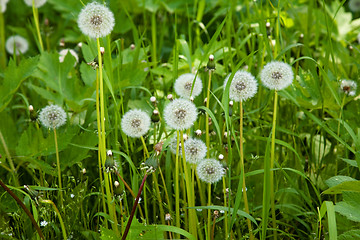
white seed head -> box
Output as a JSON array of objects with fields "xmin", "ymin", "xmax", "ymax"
[
  {"xmin": 77, "ymin": 2, "xmax": 115, "ymax": 38},
  {"xmin": 349, "ymin": 0, "xmax": 360, "ymax": 12},
  {"xmin": 340, "ymin": 79, "xmax": 357, "ymax": 96},
  {"xmin": 114, "ymin": 181, "xmax": 120, "ymax": 188},
  {"xmin": 195, "ymin": 129, "xmax": 202, "ymax": 136},
  {"xmin": 184, "ymin": 138, "xmax": 207, "ymax": 164},
  {"xmin": 121, "ymin": 109, "xmax": 151, "ymax": 138},
  {"xmin": 169, "ymin": 135, "xmax": 180, "ymax": 154},
  {"xmin": 174, "ymin": 73, "xmax": 203, "ymax": 99},
  {"xmin": 218, "ymin": 154, "xmax": 224, "ymax": 160},
  {"xmin": 107, "ymin": 150, "xmax": 113, "ymax": 156},
  {"xmin": 1, "ymin": 0, "xmax": 9, "ymax": 13},
  {"xmin": 5, "ymin": 35, "xmax": 29, "ymax": 55},
  {"xmin": 59, "ymin": 49, "xmax": 79, "ymax": 66},
  {"xmin": 224, "ymin": 70, "xmax": 258, "ymax": 102},
  {"xmin": 39, "ymin": 105, "xmax": 67, "ymax": 129},
  {"xmin": 24, "ymin": 0, "xmax": 46, "ymax": 8},
  {"xmin": 163, "ymin": 98, "xmax": 198, "ymax": 130},
  {"xmin": 260, "ymin": 61, "xmax": 294, "ymax": 90},
  {"xmin": 196, "ymin": 158, "xmax": 225, "ymax": 184}
]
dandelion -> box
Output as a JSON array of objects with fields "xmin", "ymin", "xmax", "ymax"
[
  {"xmin": 196, "ymin": 158, "xmax": 225, "ymax": 184},
  {"xmin": 121, "ymin": 109, "xmax": 151, "ymax": 138},
  {"xmin": 174, "ymin": 73, "xmax": 203, "ymax": 99},
  {"xmin": 184, "ymin": 138, "xmax": 207, "ymax": 164},
  {"xmin": 349, "ymin": 0, "xmax": 360, "ymax": 12},
  {"xmin": 38, "ymin": 105, "xmax": 67, "ymax": 129},
  {"xmin": 59, "ymin": 49, "xmax": 79, "ymax": 66},
  {"xmin": 340, "ymin": 79, "xmax": 357, "ymax": 96},
  {"xmin": 5, "ymin": 35, "xmax": 29, "ymax": 55},
  {"xmin": 260, "ymin": 61, "xmax": 294, "ymax": 91},
  {"xmin": 77, "ymin": 2, "xmax": 115, "ymax": 39},
  {"xmin": 223, "ymin": 70, "xmax": 258, "ymax": 102},
  {"xmin": 0, "ymin": 0, "xmax": 9, "ymax": 12},
  {"xmin": 164, "ymin": 98, "xmax": 198, "ymax": 130},
  {"xmin": 24, "ymin": 0, "xmax": 46, "ymax": 8},
  {"xmin": 169, "ymin": 134, "xmax": 184, "ymax": 154}
]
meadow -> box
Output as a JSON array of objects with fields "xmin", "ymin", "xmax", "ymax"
[{"xmin": 0, "ymin": 0, "xmax": 360, "ymax": 239}]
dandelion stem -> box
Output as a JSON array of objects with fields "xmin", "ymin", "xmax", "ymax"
[
  {"xmin": 31, "ymin": 1, "xmax": 43, "ymax": 52},
  {"xmin": 54, "ymin": 128, "xmax": 64, "ymax": 211},
  {"xmin": 207, "ymin": 183, "xmax": 211, "ymax": 238},
  {"xmin": 205, "ymin": 70, "xmax": 212, "ymax": 158},
  {"xmin": 0, "ymin": 11, "xmax": 6, "ymax": 69},
  {"xmin": 174, "ymin": 131, "xmax": 181, "ymax": 239},
  {"xmin": 40, "ymin": 199, "xmax": 67, "ymax": 240},
  {"xmin": 0, "ymin": 130, "xmax": 19, "ymax": 187}
]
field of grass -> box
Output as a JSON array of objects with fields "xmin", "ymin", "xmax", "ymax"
[{"xmin": 1, "ymin": 0, "xmax": 360, "ymax": 239}]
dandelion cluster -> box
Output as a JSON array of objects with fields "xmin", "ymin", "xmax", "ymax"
[
  {"xmin": 77, "ymin": 2, "xmax": 115, "ymax": 39},
  {"xmin": 121, "ymin": 109, "xmax": 151, "ymax": 138},
  {"xmin": 260, "ymin": 61, "xmax": 294, "ymax": 91},
  {"xmin": 24, "ymin": 0, "xmax": 46, "ymax": 8},
  {"xmin": 340, "ymin": 79, "xmax": 357, "ymax": 96},
  {"xmin": 59, "ymin": 49, "xmax": 79, "ymax": 66},
  {"xmin": 5, "ymin": 35, "xmax": 29, "ymax": 55},
  {"xmin": 38, "ymin": 105, "xmax": 67, "ymax": 129},
  {"xmin": 184, "ymin": 138, "xmax": 207, "ymax": 164},
  {"xmin": 164, "ymin": 98, "xmax": 198, "ymax": 130},
  {"xmin": 224, "ymin": 70, "xmax": 258, "ymax": 102},
  {"xmin": 196, "ymin": 158, "xmax": 225, "ymax": 184},
  {"xmin": 174, "ymin": 73, "xmax": 203, "ymax": 99}
]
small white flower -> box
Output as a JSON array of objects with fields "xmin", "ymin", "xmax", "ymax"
[
  {"xmin": 184, "ymin": 138, "xmax": 207, "ymax": 164},
  {"xmin": 174, "ymin": 73, "xmax": 203, "ymax": 99},
  {"xmin": 196, "ymin": 158, "xmax": 225, "ymax": 184},
  {"xmin": 5, "ymin": 35, "xmax": 29, "ymax": 55},
  {"xmin": 164, "ymin": 98, "xmax": 198, "ymax": 130},
  {"xmin": 38, "ymin": 105, "xmax": 67, "ymax": 129},
  {"xmin": 121, "ymin": 109, "xmax": 151, "ymax": 138},
  {"xmin": 59, "ymin": 49, "xmax": 79, "ymax": 66},
  {"xmin": 24, "ymin": 0, "xmax": 46, "ymax": 8},
  {"xmin": 77, "ymin": 2, "xmax": 115, "ymax": 38},
  {"xmin": 40, "ymin": 220, "xmax": 48, "ymax": 227},
  {"xmin": 223, "ymin": 70, "xmax": 258, "ymax": 102},
  {"xmin": 349, "ymin": 0, "xmax": 360, "ymax": 12},
  {"xmin": 340, "ymin": 79, "xmax": 357, "ymax": 96},
  {"xmin": 260, "ymin": 61, "xmax": 294, "ymax": 90},
  {"xmin": 70, "ymin": 194, "xmax": 75, "ymax": 198}
]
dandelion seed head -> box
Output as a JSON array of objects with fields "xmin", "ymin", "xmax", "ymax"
[
  {"xmin": 184, "ymin": 138, "xmax": 207, "ymax": 164},
  {"xmin": 77, "ymin": 2, "xmax": 115, "ymax": 38},
  {"xmin": 5, "ymin": 35, "xmax": 29, "ymax": 55},
  {"xmin": 224, "ymin": 70, "xmax": 258, "ymax": 102},
  {"xmin": 38, "ymin": 105, "xmax": 67, "ymax": 129},
  {"xmin": 121, "ymin": 109, "xmax": 151, "ymax": 138},
  {"xmin": 340, "ymin": 79, "xmax": 357, "ymax": 96},
  {"xmin": 260, "ymin": 61, "xmax": 293, "ymax": 90},
  {"xmin": 174, "ymin": 73, "xmax": 203, "ymax": 99},
  {"xmin": 24, "ymin": 0, "xmax": 46, "ymax": 8},
  {"xmin": 59, "ymin": 49, "xmax": 79, "ymax": 66},
  {"xmin": 196, "ymin": 158, "xmax": 225, "ymax": 184},
  {"xmin": 1, "ymin": 0, "xmax": 9, "ymax": 13},
  {"xmin": 164, "ymin": 98, "xmax": 197, "ymax": 130}
]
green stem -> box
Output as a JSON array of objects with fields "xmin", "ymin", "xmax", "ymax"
[
  {"xmin": 0, "ymin": 11, "xmax": 6, "ymax": 69},
  {"xmin": 207, "ymin": 183, "xmax": 211, "ymax": 239},
  {"xmin": 41, "ymin": 199, "xmax": 67, "ymax": 240},
  {"xmin": 175, "ymin": 131, "xmax": 181, "ymax": 239},
  {"xmin": 151, "ymin": 12, "xmax": 157, "ymax": 67},
  {"xmin": 32, "ymin": 1, "xmax": 43, "ymax": 52},
  {"xmin": 0, "ymin": 130, "xmax": 19, "ymax": 187},
  {"xmin": 270, "ymin": 91, "xmax": 278, "ymax": 240},
  {"xmin": 53, "ymin": 128, "xmax": 64, "ymax": 210},
  {"xmin": 205, "ymin": 70, "xmax": 212, "ymax": 158}
]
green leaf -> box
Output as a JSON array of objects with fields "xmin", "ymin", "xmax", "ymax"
[
  {"xmin": 335, "ymin": 191, "xmax": 360, "ymax": 222},
  {"xmin": 339, "ymin": 230, "xmax": 360, "ymax": 240},
  {"xmin": 0, "ymin": 56, "xmax": 39, "ymax": 111},
  {"xmin": 325, "ymin": 175, "xmax": 357, "ymax": 188},
  {"xmin": 323, "ymin": 181, "xmax": 360, "ymax": 194}
]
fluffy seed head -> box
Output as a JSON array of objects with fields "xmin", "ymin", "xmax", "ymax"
[
  {"xmin": 260, "ymin": 61, "xmax": 294, "ymax": 90},
  {"xmin": 77, "ymin": 2, "xmax": 115, "ymax": 38},
  {"xmin": 196, "ymin": 158, "xmax": 225, "ymax": 184},
  {"xmin": 349, "ymin": 0, "xmax": 360, "ymax": 12},
  {"xmin": 121, "ymin": 109, "xmax": 151, "ymax": 138},
  {"xmin": 174, "ymin": 73, "xmax": 203, "ymax": 99},
  {"xmin": 38, "ymin": 105, "xmax": 67, "ymax": 129},
  {"xmin": 224, "ymin": 70, "xmax": 258, "ymax": 102},
  {"xmin": 340, "ymin": 79, "xmax": 357, "ymax": 96},
  {"xmin": 184, "ymin": 138, "xmax": 207, "ymax": 164},
  {"xmin": 24, "ymin": 0, "xmax": 46, "ymax": 8},
  {"xmin": 59, "ymin": 49, "xmax": 79, "ymax": 66},
  {"xmin": 164, "ymin": 98, "xmax": 198, "ymax": 130},
  {"xmin": 5, "ymin": 35, "xmax": 29, "ymax": 55}
]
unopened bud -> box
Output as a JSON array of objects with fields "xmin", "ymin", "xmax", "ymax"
[
  {"xmin": 167, "ymin": 94, "xmax": 173, "ymax": 100},
  {"xmin": 218, "ymin": 154, "xmax": 224, "ymax": 160},
  {"xmin": 195, "ymin": 129, "xmax": 202, "ymax": 136},
  {"xmin": 114, "ymin": 181, "xmax": 120, "ymax": 188},
  {"xmin": 165, "ymin": 213, "xmax": 171, "ymax": 221},
  {"xmin": 266, "ymin": 22, "xmax": 270, "ymax": 28},
  {"xmin": 77, "ymin": 42, "xmax": 83, "ymax": 48},
  {"xmin": 229, "ymin": 100, "xmax": 233, "ymax": 107},
  {"xmin": 29, "ymin": 105, "xmax": 34, "ymax": 112},
  {"xmin": 59, "ymin": 38, "xmax": 65, "ymax": 47},
  {"xmin": 107, "ymin": 150, "xmax": 113, "ymax": 156},
  {"xmin": 150, "ymin": 96, "xmax": 156, "ymax": 103},
  {"xmin": 190, "ymin": 96, "xmax": 194, "ymax": 102},
  {"xmin": 130, "ymin": 44, "xmax": 135, "ymax": 50},
  {"xmin": 82, "ymin": 168, "xmax": 86, "ymax": 174},
  {"xmin": 100, "ymin": 47, "xmax": 105, "ymax": 54}
]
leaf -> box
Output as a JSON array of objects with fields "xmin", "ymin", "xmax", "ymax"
[
  {"xmin": 0, "ymin": 56, "xmax": 39, "ymax": 111},
  {"xmin": 325, "ymin": 175, "xmax": 357, "ymax": 188},
  {"xmin": 339, "ymin": 230, "xmax": 360, "ymax": 240},
  {"xmin": 322, "ymin": 181, "xmax": 360, "ymax": 194},
  {"xmin": 335, "ymin": 191, "xmax": 360, "ymax": 222}
]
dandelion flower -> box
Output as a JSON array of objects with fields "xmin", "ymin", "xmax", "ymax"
[
  {"xmin": 196, "ymin": 158, "xmax": 225, "ymax": 184},
  {"xmin": 349, "ymin": 0, "xmax": 360, "ymax": 12},
  {"xmin": 24, "ymin": 0, "xmax": 46, "ymax": 8},
  {"xmin": 77, "ymin": 2, "xmax": 115, "ymax": 38},
  {"xmin": 340, "ymin": 79, "xmax": 357, "ymax": 96},
  {"xmin": 260, "ymin": 61, "xmax": 294, "ymax": 91},
  {"xmin": 5, "ymin": 35, "xmax": 29, "ymax": 55},
  {"xmin": 223, "ymin": 70, "xmax": 258, "ymax": 102},
  {"xmin": 59, "ymin": 49, "xmax": 79, "ymax": 66},
  {"xmin": 174, "ymin": 73, "xmax": 203, "ymax": 99},
  {"xmin": 184, "ymin": 137, "xmax": 207, "ymax": 164},
  {"xmin": 164, "ymin": 98, "xmax": 198, "ymax": 130},
  {"xmin": 121, "ymin": 109, "xmax": 151, "ymax": 138},
  {"xmin": 169, "ymin": 135, "xmax": 180, "ymax": 154},
  {"xmin": 38, "ymin": 105, "xmax": 67, "ymax": 129}
]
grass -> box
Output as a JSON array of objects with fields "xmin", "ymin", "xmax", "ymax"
[{"xmin": 1, "ymin": 0, "xmax": 360, "ymax": 239}]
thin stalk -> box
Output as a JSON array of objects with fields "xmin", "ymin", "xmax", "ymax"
[
  {"xmin": 121, "ymin": 172, "xmax": 149, "ymax": 240},
  {"xmin": 0, "ymin": 179, "xmax": 44, "ymax": 239},
  {"xmin": 31, "ymin": 1, "xmax": 43, "ymax": 52},
  {"xmin": 270, "ymin": 91, "xmax": 278, "ymax": 239},
  {"xmin": 211, "ymin": 213, "xmax": 217, "ymax": 240},
  {"xmin": 239, "ymin": 101, "xmax": 253, "ymax": 239},
  {"xmin": 0, "ymin": 130, "xmax": 19, "ymax": 186},
  {"xmin": 140, "ymin": 136, "xmax": 150, "ymax": 158},
  {"xmin": 175, "ymin": 131, "xmax": 181, "ymax": 239},
  {"xmin": 53, "ymin": 128, "xmax": 64, "ymax": 210},
  {"xmin": 205, "ymin": 70, "xmax": 212, "ymax": 157},
  {"xmin": 151, "ymin": 12, "xmax": 157, "ymax": 67},
  {"xmin": 207, "ymin": 183, "xmax": 211, "ymax": 238},
  {"xmin": 222, "ymin": 177, "xmax": 228, "ymax": 239},
  {"xmin": 152, "ymin": 172, "xmax": 165, "ymax": 225},
  {"xmin": 40, "ymin": 199, "xmax": 67, "ymax": 240},
  {"xmin": 0, "ymin": 11, "xmax": 6, "ymax": 69}
]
